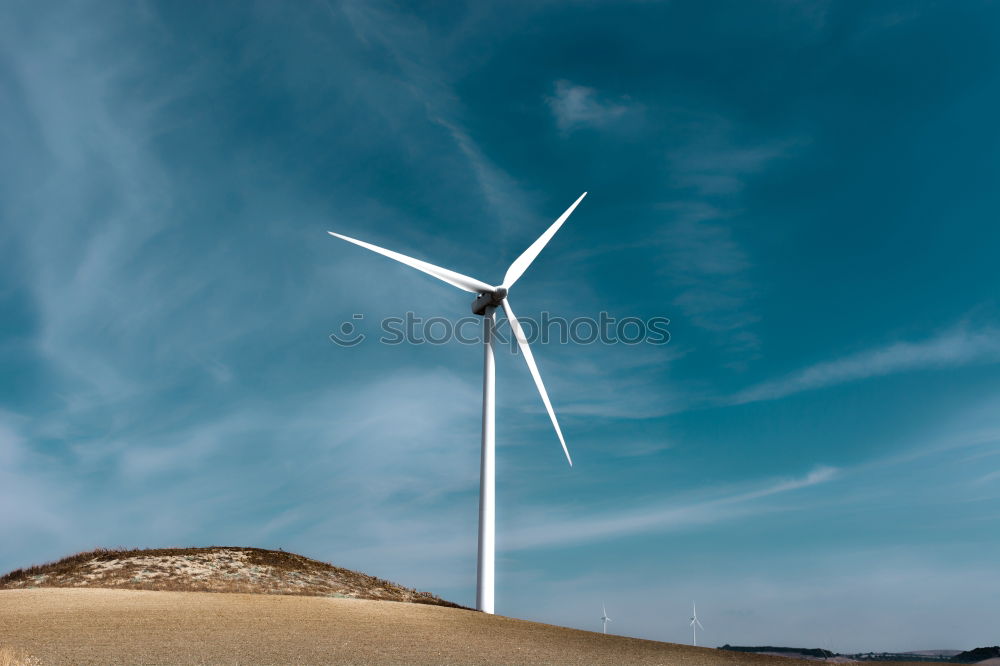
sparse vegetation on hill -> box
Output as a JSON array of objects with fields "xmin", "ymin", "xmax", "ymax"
[{"xmin": 0, "ymin": 547, "xmax": 463, "ymax": 608}]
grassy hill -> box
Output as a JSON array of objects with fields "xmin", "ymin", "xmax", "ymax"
[{"xmin": 0, "ymin": 547, "xmax": 460, "ymax": 608}]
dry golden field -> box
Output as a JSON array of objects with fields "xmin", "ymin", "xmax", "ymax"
[{"xmin": 0, "ymin": 588, "xmax": 933, "ymax": 666}]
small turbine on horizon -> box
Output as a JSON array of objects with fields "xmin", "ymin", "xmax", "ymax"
[
  {"xmin": 690, "ymin": 602, "xmax": 704, "ymax": 646},
  {"xmin": 327, "ymin": 193, "xmax": 587, "ymax": 614},
  {"xmin": 601, "ymin": 602, "xmax": 612, "ymax": 634}
]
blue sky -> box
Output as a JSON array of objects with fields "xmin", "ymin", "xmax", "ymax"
[{"xmin": 2, "ymin": 0, "xmax": 1000, "ymax": 654}]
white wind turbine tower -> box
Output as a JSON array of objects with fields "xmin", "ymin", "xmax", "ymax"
[
  {"xmin": 690, "ymin": 602, "xmax": 704, "ymax": 646},
  {"xmin": 327, "ymin": 192, "xmax": 587, "ymax": 614},
  {"xmin": 601, "ymin": 602, "xmax": 612, "ymax": 634}
]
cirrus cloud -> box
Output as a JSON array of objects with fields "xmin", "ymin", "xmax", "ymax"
[
  {"xmin": 731, "ymin": 325, "xmax": 1000, "ymax": 405},
  {"xmin": 546, "ymin": 80, "xmax": 634, "ymax": 132}
]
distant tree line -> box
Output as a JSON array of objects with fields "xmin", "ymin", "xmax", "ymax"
[
  {"xmin": 951, "ymin": 646, "xmax": 1000, "ymax": 663},
  {"xmin": 720, "ymin": 645, "xmax": 835, "ymax": 659},
  {"xmin": 720, "ymin": 645, "xmax": 1000, "ymax": 664}
]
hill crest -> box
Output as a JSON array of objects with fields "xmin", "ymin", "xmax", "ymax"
[{"xmin": 0, "ymin": 546, "xmax": 462, "ymax": 608}]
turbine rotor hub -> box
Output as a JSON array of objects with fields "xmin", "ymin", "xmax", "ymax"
[{"xmin": 471, "ymin": 287, "xmax": 507, "ymax": 316}]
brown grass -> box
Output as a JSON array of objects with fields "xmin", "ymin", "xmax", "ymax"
[
  {"xmin": 0, "ymin": 646, "xmax": 41, "ymax": 666},
  {"xmin": 0, "ymin": 547, "xmax": 462, "ymax": 608}
]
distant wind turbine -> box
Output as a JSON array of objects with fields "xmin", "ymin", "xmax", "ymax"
[
  {"xmin": 601, "ymin": 602, "xmax": 612, "ymax": 634},
  {"xmin": 327, "ymin": 193, "xmax": 588, "ymax": 614},
  {"xmin": 690, "ymin": 602, "xmax": 704, "ymax": 646}
]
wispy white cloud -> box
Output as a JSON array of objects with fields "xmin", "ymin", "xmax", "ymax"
[
  {"xmin": 657, "ymin": 202, "xmax": 760, "ymax": 359},
  {"xmin": 672, "ymin": 142, "xmax": 795, "ymax": 196},
  {"xmin": 505, "ymin": 466, "xmax": 837, "ymax": 550},
  {"xmin": 0, "ymin": 416, "xmax": 70, "ymax": 539},
  {"xmin": 0, "ymin": 5, "xmax": 257, "ymax": 427},
  {"xmin": 667, "ymin": 114, "xmax": 801, "ymax": 196},
  {"xmin": 433, "ymin": 116, "xmax": 535, "ymax": 231},
  {"xmin": 654, "ymin": 115, "xmax": 802, "ymax": 361},
  {"xmin": 339, "ymin": 0, "xmax": 537, "ymax": 236},
  {"xmin": 546, "ymin": 80, "xmax": 634, "ymax": 132},
  {"xmin": 731, "ymin": 325, "xmax": 1000, "ymax": 404},
  {"xmin": 974, "ymin": 468, "xmax": 1000, "ymax": 485}
]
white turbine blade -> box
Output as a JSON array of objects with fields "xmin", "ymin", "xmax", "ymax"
[
  {"xmin": 328, "ymin": 231, "xmax": 493, "ymax": 294},
  {"xmin": 501, "ymin": 298, "xmax": 572, "ymax": 466},
  {"xmin": 502, "ymin": 192, "xmax": 587, "ymax": 288},
  {"xmin": 602, "ymin": 602, "xmax": 607, "ymax": 616},
  {"xmin": 696, "ymin": 619, "xmax": 704, "ymax": 630}
]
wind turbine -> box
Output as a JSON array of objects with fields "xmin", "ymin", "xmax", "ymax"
[
  {"xmin": 690, "ymin": 602, "xmax": 704, "ymax": 646},
  {"xmin": 601, "ymin": 602, "xmax": 613, "ymax": 634},
  {"xmin": 327, "ymin": 192, "xmax": 587, "ymax": 614}
]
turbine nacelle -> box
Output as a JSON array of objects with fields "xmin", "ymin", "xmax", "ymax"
[{"xmin": 471, "ymin": 287, "xmax": 507, "ymax": 316}]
